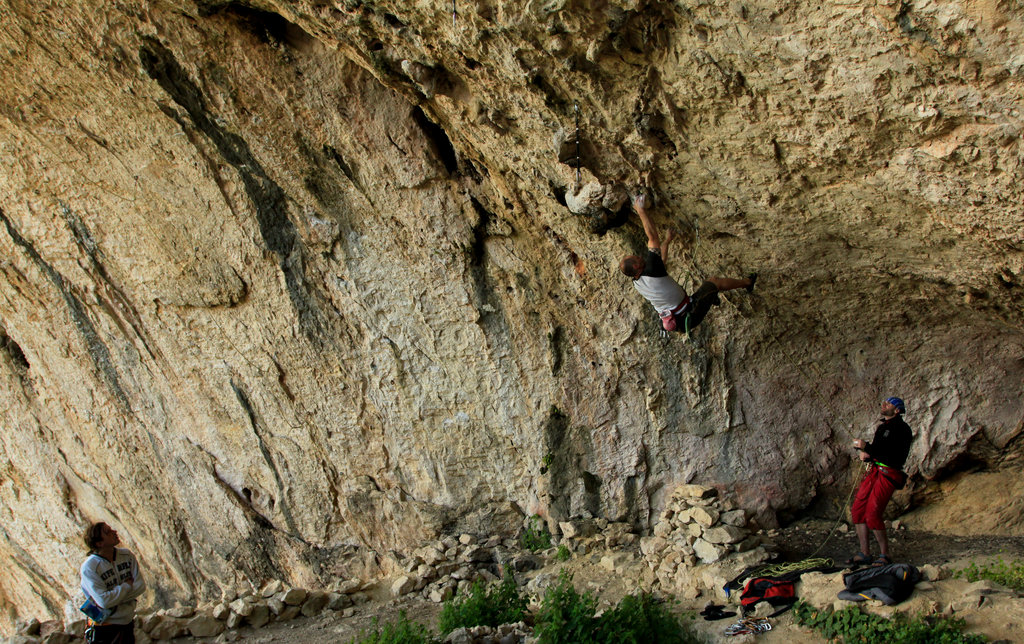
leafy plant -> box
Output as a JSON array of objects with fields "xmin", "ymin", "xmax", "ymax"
[
  {"xmin": 792, "ymin": 601, "xmax": 987, "ymax": 643},
  {"xmin": 556, "ymin": 544, "xmax": 571, "ymax": 561},
  {"xmin": 595, "ymin": 593, "xmax": 700, "ymax": 644},
  {"xmin": 520, "ymin": 514, "xmax": 552, "ymax": 552},
  {"xmin": 954, "ymin": 557, "xmax": 1024, "ymax": 592},
  {"xmin": 534, "ymin": 571, "xmax": 698, "ymax": 644},
  {"xmin": 438, "ymin": 564, "xmax": 527, "ymax": 635},
  {"xmin": 534, "ymin": 571, "xmax": 600, "ymax": 644},
  {"xmin": 350, "ymin": 612, "xmax": 437, "ymax": 644}
]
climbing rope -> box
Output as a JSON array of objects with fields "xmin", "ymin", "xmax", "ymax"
[
  {"xmin": 745, "ymin": 557, "xmax": 835, "ymax": 579},
  {"xmin": 573, "ymin": 101, "xmax": 581, "ymax": 191},
  {"xmin": 668, "ymin": 214, "xmax": 866, "ymax": 557}
]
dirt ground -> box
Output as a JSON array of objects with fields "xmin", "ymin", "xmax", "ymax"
[{"xmin": 198, "ymin": 518, "xmax": 1024, "ymax": 644}]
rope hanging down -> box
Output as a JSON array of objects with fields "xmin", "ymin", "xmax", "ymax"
[{"xmin": 574, "ymin": 101, "xmax": 581, "ymax": 191}]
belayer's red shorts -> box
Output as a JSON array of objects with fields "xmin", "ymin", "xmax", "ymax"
[{"xmin": 850, "ymin": 465, "xmax": 897, "ymax": 530}]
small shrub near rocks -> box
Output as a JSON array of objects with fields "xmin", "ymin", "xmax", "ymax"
[
  {"xmin": 520, "ymin": 515, "xmax": 552, "ymax": 552},
  {"xmin": 792, "ymin": 601, "xmax": 988, "ymax": 643},
  {"xmin": 555, "ymin": 544, "xmax": 571, "ymax": 562},
  {"xmin": 954, "ymin": 557, "xmax": 1024, "ymax": 592},
  {"xmin": 534, "ymin": 571, "xmax": 699, "ymax": 644},
  {"xmin": 533, "ymin": 571, "xmax": 598, "ymax": 644},
  {"xmin": 595, "ymin": 593, "xmax": 699, "ymax": 644},
  {"xmin": 438, "ymin": 565, "xmax": 527, "ymax": 635},
  {"xmin": 349, "ymin": 611, "xmax": 437, "ymax": 644}
]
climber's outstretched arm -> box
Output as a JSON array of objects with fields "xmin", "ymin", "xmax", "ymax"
[{"xmin": 634, "ymin": 195, "xmax": 661, "ymax": 252}]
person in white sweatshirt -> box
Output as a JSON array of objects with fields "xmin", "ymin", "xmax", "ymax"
[{"xmin": 79, "ymin": 522, "xmax": 145, "ymax": 643}]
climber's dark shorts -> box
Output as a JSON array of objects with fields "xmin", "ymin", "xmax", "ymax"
[{"xmin": 683, "ymin": 281, "xmax": 721, "ymax": 330}]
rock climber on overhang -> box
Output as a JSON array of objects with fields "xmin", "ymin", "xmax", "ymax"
[{"xmin": 619, "ymin": 194, "xmax": 757, "ymax": 335}]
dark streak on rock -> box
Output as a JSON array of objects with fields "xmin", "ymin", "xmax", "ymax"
[
  {"xmin": 0, "ymin": 524, "xmax": 64, "ymax": 617},
  {"xmin": 466, "ymin": 197, "xmax": 512, "ymax": 343},
  {"xmin": 198, "ymin": 2, "xmax": 315, "ymax": 51},
  {"xmin": 139, "ymin": 38, "xmax": 325, "ymax": 342},
  {"xmin": 59, "ymin": 202, "xmax": 161, "ymax": 363},
  {"xmin": 0, "ymin": 207, "xmax": 132, "ymax": 411},
  {"xmin": 411, "ymin": 106, "xmax": 459, "ymax": 174},
  {"xmin": 230, "ymin": 379, "xmax": 307, "ymax": 543},
  {"xmin": 0, "ymin": 326, "xmax": 30, "ymax": 373},
  {"xmin": 324, "ymin": 144, "xmax": 359, "ymax": 188},
  {"xmin": 548, "ymin": 325, "xmax": 564, "ymax": 377}
]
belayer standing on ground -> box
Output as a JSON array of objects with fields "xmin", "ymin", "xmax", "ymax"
[
  {"xmin": 619, "ymin": 194, "xmax": 756, "ymax": 334},
  {"xmin": 80, "ymin": 522, "xmax": 146, "ymax": 643},
  {"xmin": 848, "ymin": 397, "xmax": 914, "ymax": 566}
]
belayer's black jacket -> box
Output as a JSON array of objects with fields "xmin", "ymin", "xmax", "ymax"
[{"xmin": 864, "ymin": 415, "xmax": 913, "ymax": 470}]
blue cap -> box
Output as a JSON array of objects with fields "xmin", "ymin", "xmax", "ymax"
[{"xmin": 886, "ymin": 397, "xmax": 905, "ymax": 413}]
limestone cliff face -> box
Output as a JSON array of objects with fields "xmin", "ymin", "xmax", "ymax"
[{"xmin": 0, "ymin": 0, "xmax": 1021, "ymax": 629}]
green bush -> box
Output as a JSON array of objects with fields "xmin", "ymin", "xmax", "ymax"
[
  {"xmin": 792, "ymin": 601, "xmax": 987, "ymax": 643},
  {"xmin": 555, "ymin": 544, "xmax": 571, "ymax": 562},
  {"xmin": 954, "ymin": 557, "xmax": 1024, "ymax": 592},
  {"xmin": 350, "ymin": 612, "xmax": 437, "ymax": 644},
  {"xmin": 520, "ymin": 515, "xmax": 552, "ymax": 552},
  {"xmin": 534, "ymin": 571, "xmax": 600, "ymax": 644},
  {"xmin": 595, "ymin": 593, "xmax": 700, "ymax": 644},
  {"xmin": 534, "ymin": 571, "xmax": 698, "ymax": 644},
  {"xmin": 438, "ymin": 564, "xmax": 528, "ymax": 635}
]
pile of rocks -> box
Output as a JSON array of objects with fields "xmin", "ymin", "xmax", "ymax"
[
  {"xmin": 390, "ymin": 533, "xmax": 544, "ymax": 604},
  {"xmin": 557, "ymin": 517, "xmax": 640, "ymax": 553},
  {"xmin": 640, "ymin": 484, "xmax": 774, "ymax": 599},
  {"xmin": 6, "ymin": 618, "xmax": 70, "ymax": 644},
  {"xmin": 28, "ymin": 578, "xmax": 374, "ymax": 644},
  {"xmin": 136, "ymin": 578, "xmax": 373, "ymax": 641},
  {"xmin": 441, "ymin": 621, "xmax": 530, "ymax": 644}
]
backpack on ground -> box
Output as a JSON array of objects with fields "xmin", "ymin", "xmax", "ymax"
[{"xmin": 739, "ymin": 577, "xmax": 797, "ymax": 616}]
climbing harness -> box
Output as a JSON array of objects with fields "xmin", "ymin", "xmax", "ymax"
[{"xmin": 724, "ymin": 617, "xmax": 772, "ymax": 636}]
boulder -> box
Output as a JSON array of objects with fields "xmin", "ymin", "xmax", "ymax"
[
  {"xmin": 64, "ymin": 621, "xmax": 86, "ymax": 638},
  {"xmin": 599, "ymin": 552, "xmax": 635, "ymax": 572},
  {"xmin": 391, "ymin": 576, "xmax": 417, "ymax": 596},
  {"xmin": 333, "ymin": 579, "xmax": 363, "ymax": 594},
  {"xmin": 675, "ymin": 485, "xmax": 718, "ymax": 500},
  {"xmin": 261, "ymin": 580, "xmax": 284, "ymax": 598},
  {"xmin": 640, "ymin": 536, "xmax": 668, "ymax": 558},
  {"xmin": 278, "ymin": 588, "xmax": 308, "ymax": 606},
  {"xmin": 720, "ymin": 510, "xmax": 747, "ymax": 527},
  {"xmin": 461, "ymin": 545, "xmax": 493, "ymax": 563},
  {"xmin": 148, "ymin": 616, "xmax": 187, "ymax": 641},
  {"xmin": 690, "ymin": 506, "xmax": 720, "ymax": 527},
  {"xmin": 225, "ymin": 612, "xmax": 244, "ymax": 629},
  {"xmin": 227, "ymin": 598, "xmax": 253, "ymax": 617},
  {"xmin": 164, "ymin": 605, "xmax": 194, "ymax": 618},
  {"xmin": 301, "ymin": 591, "xmax": 330, "ymax": 617},
  {"xmin": 247, "ymin": 603, "xmax": 271, "ymax": 628},
  {"xmin": 187, "ymin": 614, "xmax": 225, "ymax": 638},
  {"xmin": 211, "ymin": 603, "xmax": 230, "ymax": 620},
  {"xmin": 693, "ymin": 538, "xmax": 728, "ymax": 563},
  {"xmin": 559, "ymin": 519, "xmax": 598, "ymax": 539},
  {"xmin": 702, "ymin": 525, "xmax": 747, "ymax": 545}
]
